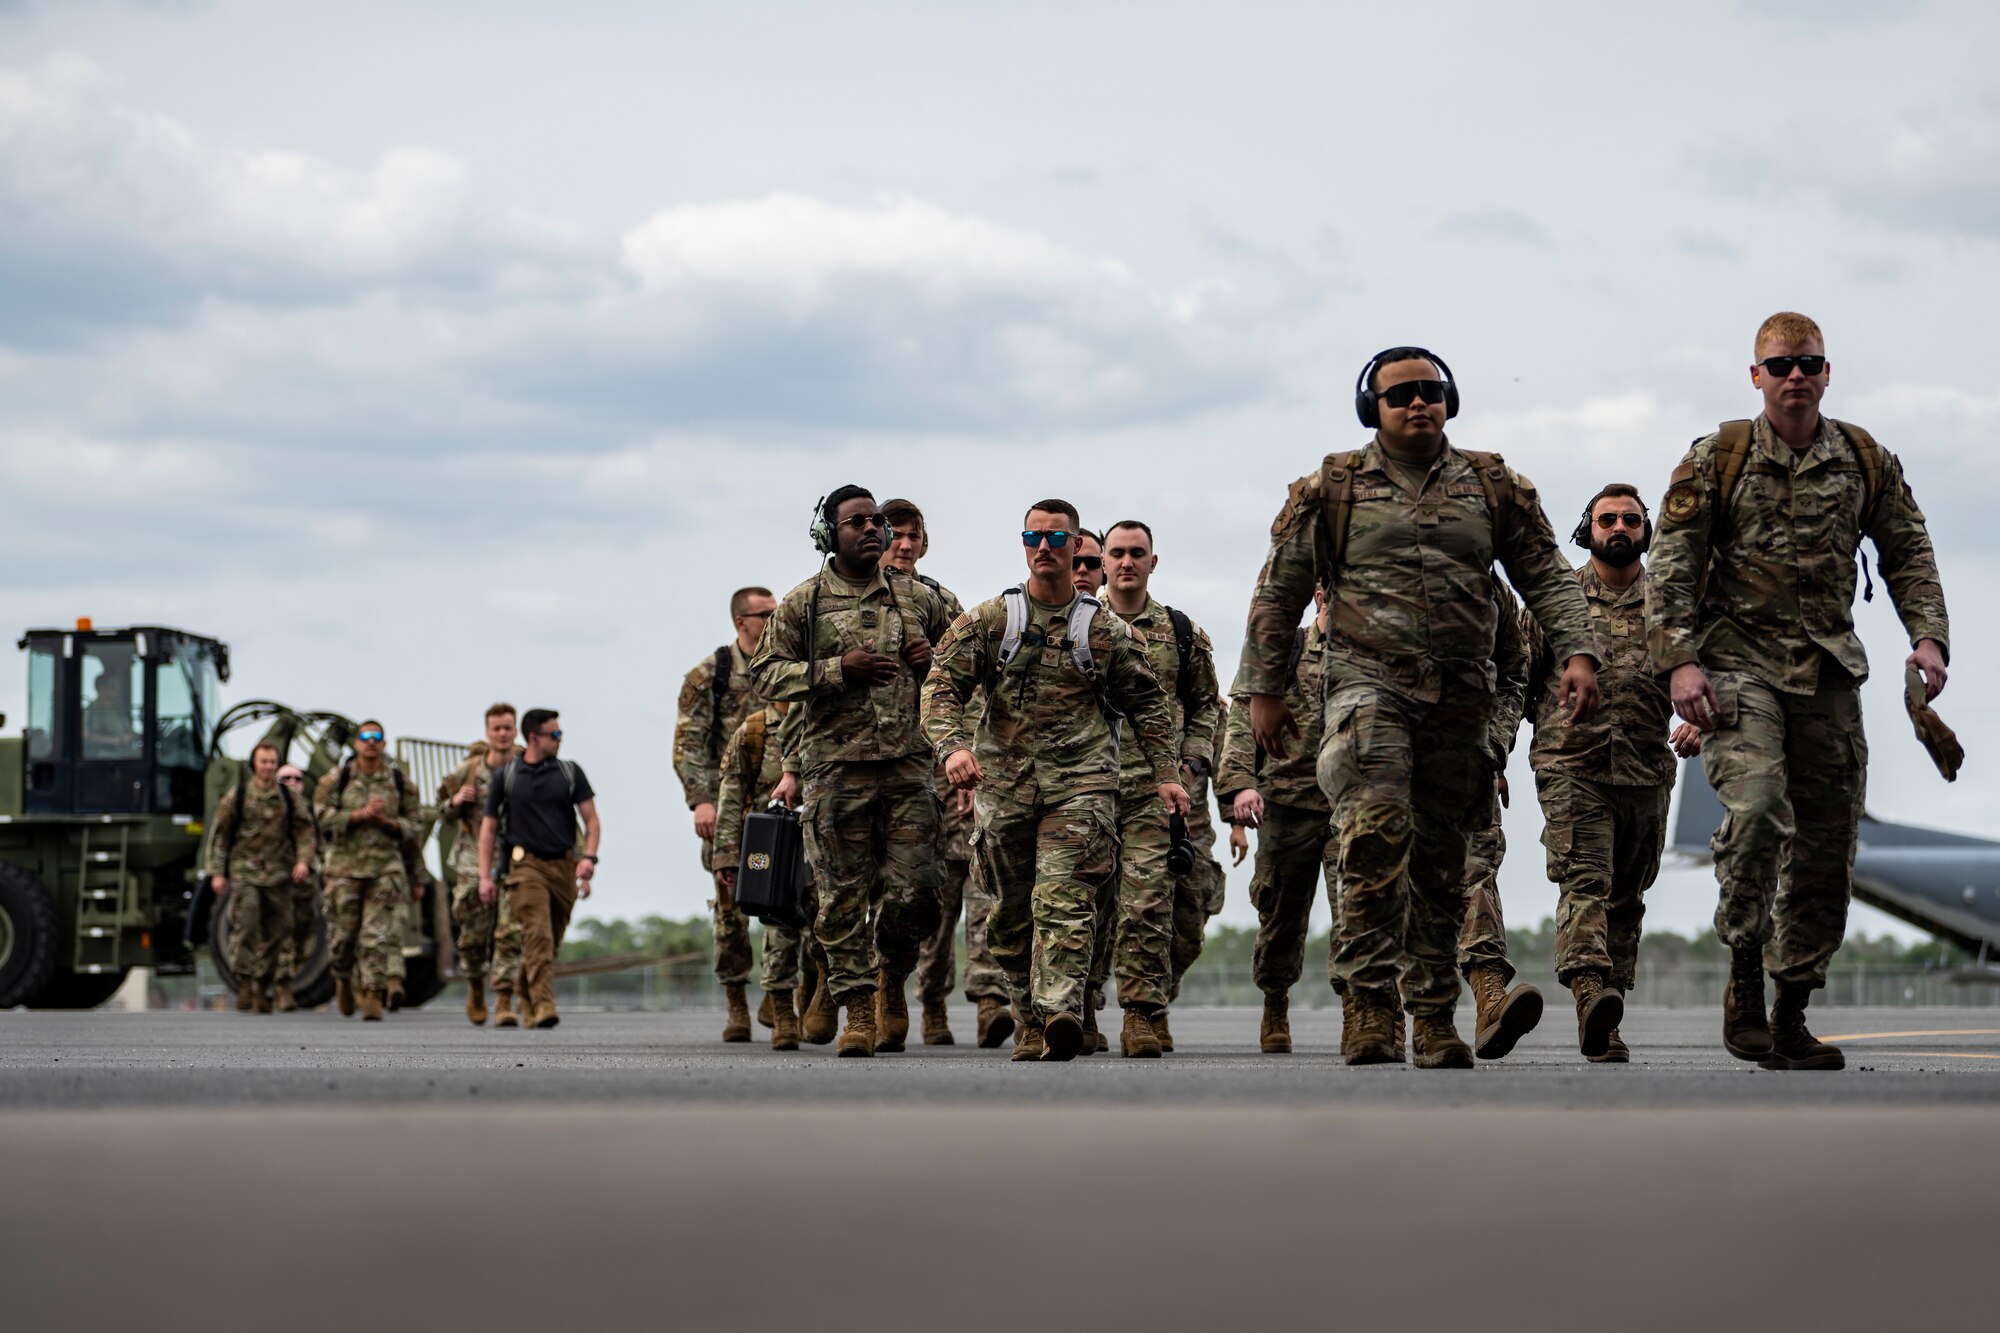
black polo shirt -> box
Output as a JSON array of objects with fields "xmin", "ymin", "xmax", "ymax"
[{"xmin": 486, "ymin": 756, "xmax": 595, "ymax": 859}]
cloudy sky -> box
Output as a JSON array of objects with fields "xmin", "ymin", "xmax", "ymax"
[{"xmin": 2, "ymin": 1, "xmax": 1994, "ymax": 946}]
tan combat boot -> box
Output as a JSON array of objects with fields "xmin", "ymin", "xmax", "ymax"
[
  {"xmin": 1260, "ymin": 992, "xmax": 1292, "ymax": 1054},
  {"xmin": 1760, "ymin": 981, "xmax": 1844, "ymax": 1071},
  {"xmin": 1341, "ymin": 986, "xmax": 1400, "ymax": 1066},
  {"xmin": 771, "ymin": 990, "xmax": 800, "ymax": 1051},
  {"xmin": 360, "ymin": 989, "xmax": 384, "ymax": 1022},
  {"xmin": 976, "ymin": 997, "xmax": 1015, "ymax": 1049},
  {"xmin": 1042, "ymin": 1011, "xmax": 1084, "ymax": 1062},
  {"xmin": 335, "ymin": 976, "xmax": 357, "ymax": 1018},
  {"xmin": 757, "ymin": 991, "xmax": 775, "ymax": 1029},
  {"xmin": 533, "ymin": 1002, "xmax": 560, "ymax": 1029},
  {"xmin": 1568, "ymin": 970, "xmax": 1624, "ymax": 1059},
  {"xmin": 921, "ymin": 994, "xmax": 953, "ymax": 1045},
  {"xmin": 234, "ymin": 983, "xmax": 255, "ymax": 1013},
  {"xmin": 492, "ymin": 989, "xmax": 520, "ymax": 1028},
  {"xmin": 803, "ymin": 978, "xmax": 839, "ymax": 1046},
  {"xmin": 1011, "ymin": 1017, "xmax": 1046, "ymax": 1062},
  {"xmin": 1120, "ymin": 1007, "xmax": 1163, "ymax": 1059},
  {"xmin": 1466, "ymin": 962, "xmax": 1542, "ymax": 1061},
  {"xmin": 252, "ymin": 984, "xmax": 273, "ymax": 1015},
  {"xmin": 1722, "ymin": 944, "xmax": 1773, "ymax": 1061},
  {"xmin": 1151, "ymin": 1008, "xmax": 1175, "ymax": 1052},
  {"xmin": 1410, "ymin": 1009, "xmax": 1474, "ymax": 1069},
  {"xmin": 385, "ymin": 977, "xmax": 405, "ymax": 1012},
  {"xmin": 722, "ymin": 982, "xmax": 752, "ymax": 1042},
  {"xmin": 1590, "ymin": 1029, "xmax": 1630, "ymax": 1064},
  {"xmin": 1078, "ymin": 1000, "xmax": 1100, "ymax": 1057},
  {"xmin": 837, "ymin": 988, "xmax": 877, "ymax": 1058},
  {"xmin": 874, "ymin": 970, "xmax": 909, "ymax": 1053},
  {"xmin": 272, "ymin": 982, "xmax": 297, "ymax": 1013},
  {"xmin": 465, "ymin": 977, "xmax": 488, "ymax": 1027}
]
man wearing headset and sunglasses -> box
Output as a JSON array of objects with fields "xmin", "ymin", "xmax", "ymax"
[
  {"xmin": 752, "ymin": 486, "xmax": 957, "ymax": 1057},
  {"xmin": 1648, "ymin": 311, "xmax": 1950, "ymax": 1071},
  {"xmin": 1239, "ymin": 346, "xmax": 1600, "ymax": 1067}
]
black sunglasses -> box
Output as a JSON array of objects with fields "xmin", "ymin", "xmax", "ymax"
[
  {"xmin": 1072, "ymin": 555, "xmax": 1102, "ymax": 571},
  {"xmin": 1757, "ymin": 355, "xmax": 1827, "ymax": 378},
  {"xmin": 1380, "ymin": 379, "xmax": 1447, "ymax": 410},
  {"xmin": 1595, "ymin": 513, "xmax": 1645, "ymax": 529},
  {"xmin": 837, "ymin": 513, "xmax": 890, "ymax": 533}
]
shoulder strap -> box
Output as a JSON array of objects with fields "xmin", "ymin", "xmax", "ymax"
[
  {"xmin": 997, "ymin": 586, "xmax": 1030, "ymax": 666},
  {"xmin": 1163, "ymin": 604, "xmax": 1198, "ymax": 708},
  {"xmin": 916, "ymin": 573, "xmax": 941, "ymax": 592},
  {"xmin": 708, "ymin": 644, "xmax": 732, "ymax": 759},
  {"xmin": 222, "ymin": 778, "xmax": 247, "ymax": 868},
  {"xmin": 335, "ymin": 758, "xmax": 353, "ymax": 801},
  {"xmin": 741, "ymin": 709, "xmax": 771, "ymax": 784},
  {"xmin": 1317, "ymin": 449, "xmax": 1365, "ymax": 586},
  {"xmin": 559, "ymin": 759, "xmax": 578, "ymax": 800},
  {"xmin": 1712, "ymin": 419, "xmax": 1755, "ymax": 515},
  {"xmin": 1829, "ymin": 419, "xmax": 1890, "ymax": 523},
  {"xmin": 1066, "ymin": 597, "xmax": 1101, "ymax": 677},
  {"xmin": 1285, "ymin": 626, "xmax": 1307, "ymax": 693},
  {"xmin": 1456, "ymin": 448, "xmax": 1518, "ymax": 560},
  {"xmin": 392, "ymin": 765, "xmax": 408, "ymax": 801}
]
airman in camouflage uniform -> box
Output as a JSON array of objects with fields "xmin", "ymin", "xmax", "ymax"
[
  {"xmin": 1516, "ymin": 486, "xmax": 1676, "ymax": 1061},
  {"xmin": 438, "ymin": 705, "xmax": 525, "ymax": 1027},
  {"xmin": 922, "ymin": 498, "xmax": 1189, "ymax": 1063},
  {"xmin": 675, "ymin": 586, "xmax": 777, "ymax": 1042},
  {"xmin": 750, "ymin": 487, "xmax": 955, "ymax": 1057},
  {"xmin": 1648, "ymin": 312, "xmax": 1950, "ymax": 1071},
  {"xmin": 273, "ymin": 764, "xmax": 320, "ymax": 1010},
  {"xmin": 714, "ymin": 701, "xmax": 823, "ymax": 1050},
  {"xmin": 1219, "ymin": 595, "xmax": 1333, "ymax": 1054},
  {"xmin": 1452, "ymin": 579, "xmax": 1544, "ymax": 1061},
  {"xmin": 314, "ymin": 722, "xmax": 425, "ymax": 1021},
  {"xmin": 1094, "ymin": 521, "xmax": 1221, "ymax": 1056},
  {"xmin": 207, "ymin": 743, "xmax": 316, "ymax": 1013},
  {"xmin": 1167, "ymin": 698, "xmax": 1230, "ymax": 1001},
  {"xmin": 1238, "ymin": 346, "xmax": 1599, "ymax": 1067}
]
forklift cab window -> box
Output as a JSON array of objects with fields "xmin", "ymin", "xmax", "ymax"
[
  {"xmin": 81, "ymin": 643, "xmax": 144, "ymax": 761},
  {"xmin": 156, "ymin": 641, "xmax": 216, "ymax": 769},
  {"xmin": 26, "ymin": 643, "xmax": 59, "ymax": 762}
]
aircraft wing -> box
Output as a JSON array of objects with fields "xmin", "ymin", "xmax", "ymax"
[{"xmin": 1668, "ymin": 757, "xmax": 2000, "ymax": 958}]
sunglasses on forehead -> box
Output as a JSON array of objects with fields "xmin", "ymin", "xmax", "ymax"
[{"xmin": 1757, "ymin": 355, "xmax": 1827, "ymax": 378}]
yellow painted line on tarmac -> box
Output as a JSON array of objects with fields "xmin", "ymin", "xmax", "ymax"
[{"xmin": 1817, "ymin": 1028, "xmax": 2000, "ymax": 1043}]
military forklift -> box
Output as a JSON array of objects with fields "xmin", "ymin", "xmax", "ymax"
[{"xmin": 0, "ymin": 621, "xmax": 464, "ymax": 1010}]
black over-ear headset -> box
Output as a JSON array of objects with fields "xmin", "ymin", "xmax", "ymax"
[
  {"xmin": 1571, "ymin": 489, "xmax": 1653, "ymax": 552},
  {"xmin": 1354, "ymin": 346, "xmax": 1460, "ymax": 429}
]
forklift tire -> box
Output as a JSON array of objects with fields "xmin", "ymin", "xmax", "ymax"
[
  {"xmin": 31, "ymin": 967, "xmax": 130, "ymax": 1010},
  {"xmin": 0, "ymin": 861, "xmax": 60, "ymax": 1009},
  {"xmin": 211, "ymin": 889, "xmax": 335, "ymax": 1009}
]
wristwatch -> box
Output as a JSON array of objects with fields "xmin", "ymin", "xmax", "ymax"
[{"xmin": 581, "ymin": 854, "xmax": 599, "ymax": 864}]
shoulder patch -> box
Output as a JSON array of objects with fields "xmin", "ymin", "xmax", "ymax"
[
  {"xmin": 1662, "ymin": 481, "xmax": 1701, "ymax": 525},
  {"xmin": 1271, "ymin": 474, "xmax": 1319, "ymax": 542},
  {"xmin": 1193, "ymin": 626, "xmax": 1213, "ymax": 652},
  {"xmin": 677, "ymin": 678, "xmax": 704, "ymax": 711}
]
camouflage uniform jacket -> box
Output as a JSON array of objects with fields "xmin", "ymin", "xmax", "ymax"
[
  {"xmin": 918, "ymin": 574, "xmax": 981, "ymax": 859},
  {"xmin": 206, "ymin": 778, "xmax": 316, "ymax": 883},
  {"xmin": 1236, "ymin": 438, "xmax": 1598, "ymax": 703},
  {"xmin": 437, "ymin": 750, "xmax": 507, "ymax": 874},
  {"xmin": 1108, "ymin": 595, "xmax": 1221, "ymax": 802},
  {"xmin": 922, "ymin": 590, "xmax": 1181, "ymax": 800},
  {"xmin": 1490, "ymin": 580, "xmax": 1530, "ymax": 763},
  {"xmin": 1526, "ymin": 564, "xmax": 1672, "ymax": 785},
  {"xmin": 1218, "ymin": 620, "xmax": 1329, "ymax": 815},
  {"xmin": 673, "ymin": 641, "xmax": 761, "ymax": 809},
  {"xmin": 1646, "ymin": 413, "xmax": 1949, "ymax": 692},
  {"xmin": 750, "ymin": 564, "xmax": 956, "ymax": 775},
  {"xmin": 713, "ymin": 704, "xmax": 800, "ymax": 869},
  {"xmin": 314, "ymin": 763, "xmax": 424, "ymax": 879}
]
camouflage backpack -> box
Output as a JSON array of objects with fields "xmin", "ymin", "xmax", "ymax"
[
  {"xmin": 1312, "ymin": 448, "xmax": 1518, "ymax": 589},
  {"xmin": 1698, "ymin": 417, "xmax": 1890, "ymax": 601}
]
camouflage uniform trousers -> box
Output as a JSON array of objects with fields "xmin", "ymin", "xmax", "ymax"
[
  {"xmin": 1702, "ymin": 669, "xmax": 1866, "ymax": 988},
  {"xmin": 702, "ymin": 836, "xmax": 754, "ymax": 987},
  {"xmin": 959, "ymin": 855, "xmax": 1010, "ymax": 1003},
  {"xmin": 1319, "ymin": 678, "xmax": 1494, "ymax": 1016},
  {"xmin": 325, "ymin": 872, "xmax": 406, "ymax": 994},
  {"xmin": 1458, "ymin": 802, "xmax": 1512, "ymax": 984},
  {"xmin": 1246, "ymin": 803, "xmax": 1338, "ymax": 995},
  {"xmin": 451, "ymin": 872, "xmax": 523, "ymax": 992},
  {"xmin": 975, "ymin": 788, "xmax": 1118, "ymax": 1024},
  {"xmin": 914, "ymin": 854, "xmax": 972, "ymax": 1002},
  {"xmin": 759, "ymin": 879, "xmax": 826, "ymax": 992},
  {"xmin": 1538, "ymin": 773, "xmax": 1670, "ymax": 989},
  {"xmin": 800, "ymin": 755, "xmax": 944, "ymax": 998},
  {"xmin": 1169, "ymin": 776, "xmax": 1226, "ymax": 1001},
  {"xmin": 226, "ymin": 879, "xmax": 294, "ymax": 988},
  {"xmin": 276, "ymin": 879, "xmax": 321, "ymax": 987},
  {"xmin": 1110, "ymin": 800, "xmax": 1178, "ymax": 1011}
]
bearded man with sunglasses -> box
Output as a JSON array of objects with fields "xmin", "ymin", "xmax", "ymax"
[
  {"xmin": 922, "ymin": 500, "xmax": 1188, "ymax": 1062},
  {"xmin": 1648, "ymin": 311, "xmax": 1950, "ymax": 1071},
  {"xmin": 752, "ymin": 486, "xmax": 956, "ymax": 1056},
  {"xmin": 674, "ymin": 586, "xmax": 777, "ymax": 1043},
  {"xmin": 1240, "ymin": 347, "xmax": 1599, "ymax": 1067},
  {"xmin": 1515, "ymin": 484, "xmax": 1675, "ymax": 1061}
]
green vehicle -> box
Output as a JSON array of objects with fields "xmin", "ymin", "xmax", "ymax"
[{"xmin": 0, "ymin": 622, "xmax": 460, "ymax": 1010}]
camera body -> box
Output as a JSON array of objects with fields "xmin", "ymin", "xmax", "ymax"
[{"xmin": 1166, "ymin": 812, "xmax": 1196, "ymax": 876}]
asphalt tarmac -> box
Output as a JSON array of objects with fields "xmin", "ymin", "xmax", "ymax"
[{"xmin": 4, "ymin": 1004, "xmax": 1996, "ymax": 1332}]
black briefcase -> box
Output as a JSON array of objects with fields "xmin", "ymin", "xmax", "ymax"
[{"xmin": 736, "ymin": 802, "xmax": 808, "ymax": 929}]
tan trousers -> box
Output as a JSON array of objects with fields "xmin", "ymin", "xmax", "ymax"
[{"xmin": 507, "ymin": 852, "xmax": 579, "ymax": 1017}]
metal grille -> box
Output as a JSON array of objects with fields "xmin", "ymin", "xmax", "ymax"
[{"xmin": 396, "ymin": 736, "xmax": 472, "ymax": 799}]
